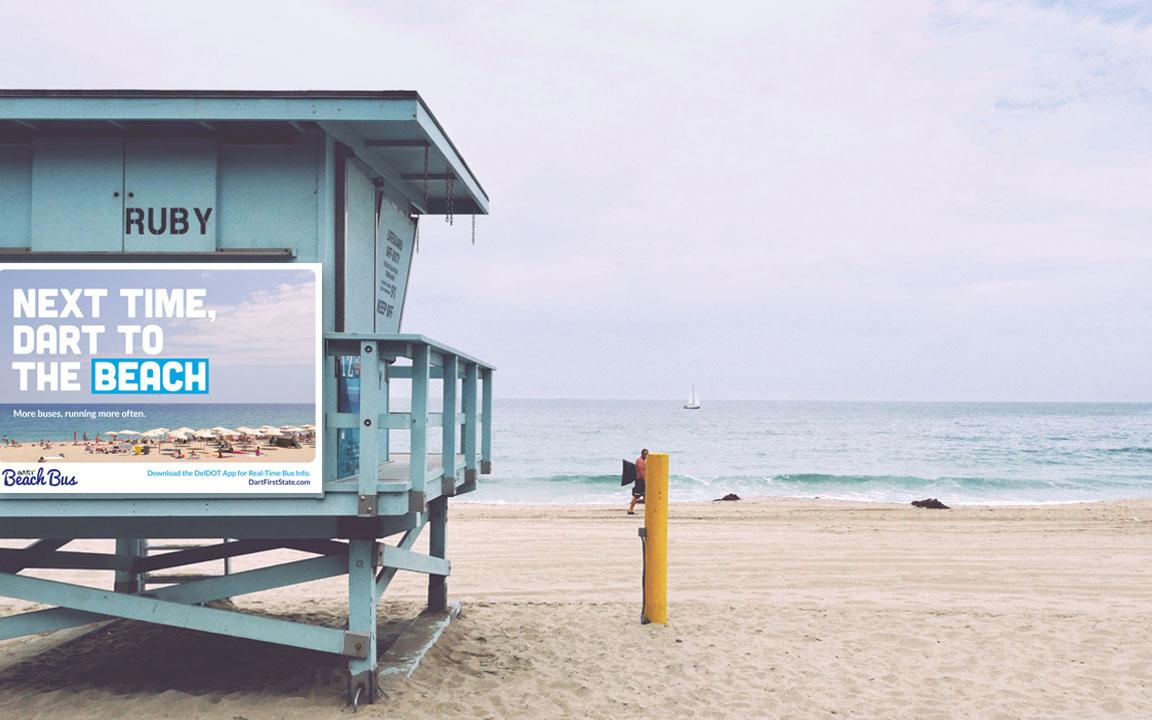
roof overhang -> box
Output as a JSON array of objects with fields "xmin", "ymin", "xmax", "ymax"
[{"xmin": 0, "ymin": 90, "xmax": 488, "ymax": 216}]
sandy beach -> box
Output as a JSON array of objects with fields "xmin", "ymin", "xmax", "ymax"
[
  {"xmin": 0, "ymin": 443, "xmax": 315, "ymax": 464},
  {"xmin": 1, "ymin": 498, "xmax": 1151, "ymax": 719}
]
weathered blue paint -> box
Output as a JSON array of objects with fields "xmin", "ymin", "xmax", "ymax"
[
  {"xmin": 0, "ymin": 552, "xmax": 351, "ymax": 641},
  {"xmin": 441, "ymin": 354, "xmax": 459, "ymax": 495},
  {"xmin": 409, "ymin": 342, "xmax": 430, "ymax": 511},
  {"xmin": 482, "ymin": 368, "xmax": 494, "ymax": 473},
  {"xmin": 0, "ymin": 91, "xmax": 494, "ymax": 705},
  {"xmin": 0, "ymin": 572, "xmax": 367, "ymax": 657},
  {"xmin": 347, "ymin": 539, "xmax": 379, "ymax": 701}
]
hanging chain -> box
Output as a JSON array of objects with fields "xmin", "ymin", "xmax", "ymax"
[
  {"xmin": 471, "ymin": 214, "xmax": 476, "ymax": 245},
  {"xmin": 445, "ymin": 173, "xmax": 455, "ymax": 226}
]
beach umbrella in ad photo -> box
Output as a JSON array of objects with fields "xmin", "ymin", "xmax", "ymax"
[
  {"xmin": 109, "ymin": 430, "xmax": 140, "ymax": 438},
  {"xmin": 173, "ymin": 426, "xmax": 197, "ymax": 436},
  {"xmin": 234, "ymin": 426, "xmax": 260, "ymax": 437},
  {"xmin": 142, "ymin": 428, "xmax": 171, "ymax": 455}
]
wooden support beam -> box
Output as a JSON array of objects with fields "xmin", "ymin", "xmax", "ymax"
[
  {"xmin": 0, "ymin": 549, "xmax": 130, "ymax": 571},
  {"xmin": 375, "ymin": 521, "xmax": 425, "ymax": 600},
  {"xmin": 364, "ymin": 139, "xmax": 429, "ymax": 148},
  {"xmin": 0, "ymin": 538, "xmax": 71, "ymax": 573},
  {"xmin": 281, "ymin": 539, "xmax": 350, "ymax": 555},
  {"xmin": 377, "ymin": 544, "xmax": 449, "ymax": 577},
  {"xmin": 114, "ymin": 538, "xmax": 145, "ymax": 593},
  {"xmin": 137, "ymin": 539, "xmax": 282, "ymax": 573},
  {"xmin": 427, "ymin": 496, "xmax": 448, "ymax": 612},
  {"xmin": 347, "ymin": 540, "xmax": 379, "ymax": 704},
  {"xmin": 400, "ymin": 172, "xmax": 456, "ymax": 181},
  {"xmin": 0, "ymin": 573, "xmax": 368, "ymax": 658},
  {"xmin": 0, "ymin": 553, "xmax": 349, "ymax": 641}
]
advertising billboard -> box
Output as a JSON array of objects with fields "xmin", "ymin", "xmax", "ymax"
[{"xmin": 0, "ymin": 263, "xmax": 322, "ymax": 496}]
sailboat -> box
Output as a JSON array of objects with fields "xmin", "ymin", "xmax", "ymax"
[{"xmin": 684, "ymin": 385, "xmax": 701, "ymax": 410}]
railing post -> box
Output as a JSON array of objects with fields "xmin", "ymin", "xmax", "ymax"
[
  {"xmin": 441, "ymin": 354, "xmax": 458, "ymax": 497},
  {"xmin": 409, "ymin": 343, "xmax": 430, "ymax": 511},
  {"xmin": 357, "ymin": 341, "xmax": 381, "ymax": 515},
  {"xmin": 381, "ymin": 360, "xmax": 390, "ymax": 463},
  {"xmin": 480, "ymin": 367, "xmax": 493, "ymax": 474},
  {"xmin": 323, "ymin": 351, "xmax": 338, "ymax": 483},
  {"xmin": 462, "ymin": 362, "xmax": 478, "ymax": 491}
]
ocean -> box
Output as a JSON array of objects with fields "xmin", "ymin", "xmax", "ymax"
[
  {"xmin": 7, "ymin": 400, "xmax": 1149, "ymax": 505},
  {"xmin": 461, "ymin": 400, "xmax": 1152, "ymax": 506}
]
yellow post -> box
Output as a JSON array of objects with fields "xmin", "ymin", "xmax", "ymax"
[{"xmin": 643, "ymin": 452, "xmax": 668, "ymax": 625}]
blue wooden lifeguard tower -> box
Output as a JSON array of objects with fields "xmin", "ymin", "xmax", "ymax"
[{"xmin": 0, "ymin": 90, "xmax": 493, "ymax": 705}]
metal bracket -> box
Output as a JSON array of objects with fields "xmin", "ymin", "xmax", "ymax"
[
  {"xmin": 408, "ymin": 491, "xmax": 426, "ymax": 513},
  {"xmin": 342, "ymin": 631, "xmax": 372, "ymax": 659},
  {"xmin": 441, "ymin": 475, "xmax": 456, "ymax": 497},
  {"xmin": 357, "ymin": 494, "xmax": 377, "ymax": 517},
  {"xmin": 459, "ymin": 468, "xmax": 478, "ymax": 494},
  {"xmin": 348, "ymin": 668, "xmax": 378, "ymax": 708}
]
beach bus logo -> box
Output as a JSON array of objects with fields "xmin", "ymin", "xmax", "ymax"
[{"xmin": 2, "ymin": 467, "xmax": 79, "ymax": 487}]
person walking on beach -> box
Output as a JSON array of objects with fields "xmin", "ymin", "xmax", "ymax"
[{"xmin": 628, "ymin": 448, "xmax": 648, "ymax": 515}]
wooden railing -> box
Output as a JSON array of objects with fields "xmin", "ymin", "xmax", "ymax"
[{"xmin": 324, "ymin": 334, "xmax": 494, "ymax": 511}]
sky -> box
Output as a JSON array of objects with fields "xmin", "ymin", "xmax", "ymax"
[{"xmin": 1, "ymin": 0, "xmax": 1150, "ymax": 401}]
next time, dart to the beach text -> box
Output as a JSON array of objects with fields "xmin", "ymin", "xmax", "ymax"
[{"xmin": 9, "ymin": 287, "xmax": 216, "ymax": 394}]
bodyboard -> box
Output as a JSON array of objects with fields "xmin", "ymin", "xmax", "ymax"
[{"xmin": 621, "ymin": 459, "xmax": 637, "ymax": 486}]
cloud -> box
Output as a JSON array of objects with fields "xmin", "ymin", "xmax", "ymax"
[
  {"xmin": 2, "ymin": 1, "xmax": 1150, "ymax": 398},
  {"xmin": 161, "ymin": 280, "xmax": 317, "ymax": 366}
]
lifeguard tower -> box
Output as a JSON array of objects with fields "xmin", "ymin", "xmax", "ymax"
[{"xmin": 0, "ymin": 90, "xmax": 493, "ymax": 705}]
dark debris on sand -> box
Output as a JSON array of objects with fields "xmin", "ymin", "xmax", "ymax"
[{"xmin": 911, "ymin": 498, "xmax": 950, "ymax": 509}]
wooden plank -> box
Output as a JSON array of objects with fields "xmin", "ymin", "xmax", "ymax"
[
  {"xmin": 378, "ymin": 601, "xmax": 462, "ymax": 682},
  {"xmin": 0, "ymin": 553, "xmax": 349, "ymax": 641},
  {"xmin": 0, "ymin": 572, "xmax": 367, "ymax": 658},
  {"xmin": 378, "ymin": 544, "xmax": 449, "ymax": 577},
  {"xmin": 0, "ymin": 538, "xmax": 71, "ymax": 573}
]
